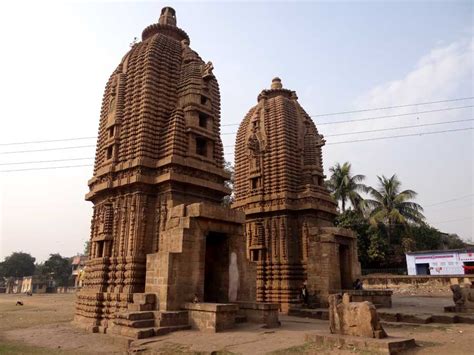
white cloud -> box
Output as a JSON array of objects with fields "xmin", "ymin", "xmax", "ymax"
[{"xmin": 357, "ymin": 37, "xmax": 473, "ymax": 110}]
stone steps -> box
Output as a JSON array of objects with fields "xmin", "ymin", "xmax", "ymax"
[
  {"xmin": 154, "ymin": 310, "xmax": 189, "ymax": 327},
  {"xmin": 114, "ymin": 318, "xmax": 155, "ymax": 328},
  {"xmin": 116, "ymin": 311, "xmax": 154, "ymax": 321}
]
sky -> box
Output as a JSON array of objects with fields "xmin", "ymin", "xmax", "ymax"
[{"xmin": 0, "ymin": 0, "xmax": 472, "ymax": 263}]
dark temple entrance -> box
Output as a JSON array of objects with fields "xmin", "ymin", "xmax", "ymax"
[
  {"xmin": 204, "ymin": 232, "xmax": 229, "ymax": 302},
  {"xmin": 339, "ymin": 244, "xmax": 352, "ymax": 289}
]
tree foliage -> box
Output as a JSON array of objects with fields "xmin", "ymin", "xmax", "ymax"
[
  {"xmin": 40, "ymin": 253, "xmax": 72, "ymax": 287},
  {"xmin": 326, "ymin": 162, "xmax": 368, "ymax": 213},
  {"xmin": 329, "ymin": 164, "xmax": 467, "ymax": 269},
  {"xmin": 0, "ymin": 252, "xmax": 36, "ymax": 278}
]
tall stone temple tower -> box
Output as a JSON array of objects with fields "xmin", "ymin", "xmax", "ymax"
[
  {"xmin": 75, "ymin": 8, "xmax": 257, "ymax": 334},
  {"xmin": 233, "ymin": 78, "xmax": 361, "ymax": 311}
]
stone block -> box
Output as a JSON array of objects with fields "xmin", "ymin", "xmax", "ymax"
[
  {"xmin": 183, "ymin": 303, "xmax": 237, "ymax": 332},
  {"xmin": 329, "ymin": 293, "xmax": 387, "ymax": 339}
]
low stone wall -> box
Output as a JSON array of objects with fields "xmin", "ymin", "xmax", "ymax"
[
  {"xmin": 342, "ymin": 290, "xmax": 393, "ymax": 308},
  {"xmin": 183, "ymin": 303, "xmax": 237, "ymax": 332},
  {"xmin": 362, "ymin": 275, "xmax": 474, "ymax": 295},
  {"xmin": 236, "ymin": 302, "xmax": 280, "ymax": 328}
]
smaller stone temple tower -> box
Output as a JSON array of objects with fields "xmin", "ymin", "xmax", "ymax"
[{"xmin": 233, "ymin": 78, "xmax": 361, "ymax": 311}]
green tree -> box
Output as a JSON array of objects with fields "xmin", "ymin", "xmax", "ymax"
[
  {"xmin": 83, "ymin": 240, "xmax": 90, "ymax": 256},
  {"xmin": 366, "ymin": 174, "xmax": 425, "ymax": 243},
  {"xmin": 335, "ymin": 210, "xmax": 371, "ymax": 268},
  {"xmin": 326, "ymin": 162, "xmax": 368, "ymax": 213},
  {"xmin": 367, "ymin": 232, "xmax": 387, "ymax": 265},
  {"xmin": 0, "ymin": 252, "xmax": 36, "ymax": 278},
  {"xmin": 441, "ymin": 233, "xmax": 466, "ymax": 249},
  {"xmin": 42, "ymin": 254, "xmax": 72, "ymax": 287},
  {"xmin": 410, "ymin": 225, "xmax": 444, "ymax": 251}
]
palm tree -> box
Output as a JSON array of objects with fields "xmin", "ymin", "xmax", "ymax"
[
  {"xmin": 366, "ymin": 174, "xmax": 425, "ymax": 243},
  {"xmin": 326, "ymin": 162, "xmax": 368, "ymax": 213}
]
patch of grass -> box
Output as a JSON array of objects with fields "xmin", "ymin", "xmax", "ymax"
[
  {"xmin": 0, "ymin": 341, "xmax": 65, "ymax": 355},
  {"xmin": 141, "ymin": 342, "xmax": 208, "ymax": 355},
  {"xmin": 269, "ymin": 342, "xmax": 317, "ymax": 354}
]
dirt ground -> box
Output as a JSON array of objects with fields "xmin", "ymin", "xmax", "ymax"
[{"xmin": 1, "ymin": 293, "xmax": 474, "ymax": 354}]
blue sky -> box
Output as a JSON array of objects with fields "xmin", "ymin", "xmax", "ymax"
[{"xmin": 0, "ymin": 0, "xmax": 472, "ymax": 262}]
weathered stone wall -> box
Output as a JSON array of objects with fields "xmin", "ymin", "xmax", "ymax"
[
  {"xmin": 362, "ymin": 275, "xmax": 474, "ymax": 296},
  {"xmin": 307, "ymin": 227, "xmax": 361, "ymax": 306},
  {"xmin": 144, "ymin": 203, "xmax": 256, "ymax": 311},
  {"xmin": 342, "ymin": 290, "xmax": 392, "ymax": 308}
]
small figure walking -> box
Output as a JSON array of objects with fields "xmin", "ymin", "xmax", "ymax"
[
  {"xmin": 300, "ymin": 283, "xmax": 309, "ymax": 305},
  {"xmin": 353, "ymin": 278, "xmax": 363, "ymax": 290}
]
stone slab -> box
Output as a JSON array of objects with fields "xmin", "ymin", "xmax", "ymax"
[
  {"xmin": 183, "ymin": 303, "xmax": 237, "ymax": 332},
  {"xmin": 183, "ymin": 303, "xmax": 238, "ymax": 312},
  {"xmin": 305, "ymin": 332, "xmax": 416, "ymax": 355}
]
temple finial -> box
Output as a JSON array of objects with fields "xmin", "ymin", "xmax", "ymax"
[
  {"xmin": 271, "ymin": 77, "xmax": 282, "ymax": 89},
  {"xmin": 159, "ymin": 7, "xmax": 177, "ymax": 26}
]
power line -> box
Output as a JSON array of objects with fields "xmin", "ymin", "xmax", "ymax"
[
  {"xmin": 219, "ymin": 118, "xmax": 472, "ymax": 147},
  {"xmin": 433, "ymin": 216, "xmax": 473, "ymax": 224},
  {"xmin": 0, "ymin": 164, "xmax": 93, "ymax": 173},
  {"xmin": 325, "ymin": 118, "xmax": 474, "ymax": 137},
  {"xmin": 1, "ymin": 127, "xmax": 471, "ymax": 168},
  {"xmin": 309, "ymin": 96, "xmax": 474, "ymax": 118},
  {"xmin": 0, "ymin": 145, "xmax": 96, "ymax": 155},
  {"xmin": 425, "ymin": 194, "xmax": 474, "ymax": 208},
  {"xmin": 0, "ymin": 157, "xmax": 93, "ymax": 166},
  {"xmin": 326, "ymin": 127, "xmax": 473, "ymax": 146},
  {"xmin": 219, "ymin": 97, "xmax": 474, "ymax": 126},
  {"xmin": 317, "ymin": 105, "xmax": 473, "ymax": 126},
  {"xmin": 0, "ymin": 136, "xmax": 96, "ymax": 147},
  {"xmin": 1, "ymin": 104, "xmax": 471, "ymax": 147},
  {"xmin": 220, "ymin": 105, "xmax": 473, "ymax": 131}
]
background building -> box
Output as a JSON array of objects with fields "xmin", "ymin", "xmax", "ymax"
[{"xmin": 406, "ymin": 248, "xmax": 474, "ymax": 275}]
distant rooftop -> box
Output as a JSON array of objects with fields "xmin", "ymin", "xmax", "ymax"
[{"xmin": 406, "ymin": 248, "xmax": 474, "ymax": 255}]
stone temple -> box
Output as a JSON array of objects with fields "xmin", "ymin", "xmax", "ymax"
[
  {"xmin": 75, "ymin": 7, "xmax": 360, "ymax": 337},
  {"xmin": 233, "ymin": 78, "xmax": 361, "ymax": 311},
  {"xmin": 74, "ymin": 7, "xmax": 262, "ymax": 336}
]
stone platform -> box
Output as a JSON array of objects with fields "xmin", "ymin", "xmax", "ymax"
[
  {"xmin": 290, "ymin": 306, "xmax": 474, "ymax": 325},
  {"xmin": 183, "ymin": 301, "xmax": 281, "ymax": 332},
  {"xmin": 183, "ymin": 303, "xmax": 238, "ymax": 332},
  {"xmin": 305, "ymin": 332, "xmax": 416, "ymax": 355}
]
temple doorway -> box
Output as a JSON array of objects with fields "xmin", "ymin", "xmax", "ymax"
[
  {"xmin": 339, "ymin": 244, "xmax": 352, "ymax": 289},
  {"xmin": 204, "ymin": 232, "xmax": 229, "ymax": 302}
]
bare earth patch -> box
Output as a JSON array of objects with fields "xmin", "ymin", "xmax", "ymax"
[
  {"xmin": 0, "ymin": 293, "xmax": 125, "ymax": 354},
  {"xmin": 1, "ymin": 293, "xmax": 474, "ymax": 354}
]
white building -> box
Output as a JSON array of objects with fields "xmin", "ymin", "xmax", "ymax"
[{"xmin": 406, "ymin": 249, "xmax": 474, "ymax": 276}]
